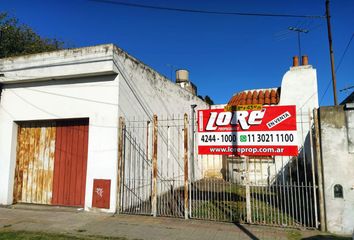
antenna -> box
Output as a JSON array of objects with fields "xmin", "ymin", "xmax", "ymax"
[
  {"xmin": 166, "ymin": 64, "xmax": 177, "ymax": 81},
  {"xmin": 288, "ymin": 26, "xmax": 309, "ymax": 65}
]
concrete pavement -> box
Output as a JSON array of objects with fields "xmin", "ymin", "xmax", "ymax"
[{"xmin": 0, "ymin": 205, "xmax": 347, "ymax": 240}]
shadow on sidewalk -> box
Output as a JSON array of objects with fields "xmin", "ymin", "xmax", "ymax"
[{"xmin": 233, "ymin": 222, "xmax": 260, "ymax": 240}]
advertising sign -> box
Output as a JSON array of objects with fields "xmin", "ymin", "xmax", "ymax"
[{"xmin": 198, "ymin": 105, "xmax": 298, "ymax": 156}]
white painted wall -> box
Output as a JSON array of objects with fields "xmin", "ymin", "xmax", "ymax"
[
  {"xmin": 197, "ymin": 104, "xmax": 225, "ymax": 179},
  {"xmin": 0, "ymin": 75, "xmax": 120, "ymax": 213},
  {"xmin": 320, "ymin": 105, "xmax": 354, "ymax": 235},
  {"xmin": 280, "ymin": 64, "xmax": 318, "ymax": 148},
  {"xmin": 113, "ymin": 47, "xmax": 209, "ymax": 201},
  {"xmin": 113, "ymin": 46, "xmax": 208, "ymax": 120}
]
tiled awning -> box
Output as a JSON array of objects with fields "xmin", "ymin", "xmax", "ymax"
[{"xmin": 228, "ymin": 88, "xmax": 281, "ymax": 106}]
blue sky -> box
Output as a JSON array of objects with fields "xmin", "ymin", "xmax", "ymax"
[{"xmin": 2, "ymin": 0, "xmax": 354, "ymax": 105}]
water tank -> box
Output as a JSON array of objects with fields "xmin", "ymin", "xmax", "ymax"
[{"xmin": 175, "ymin": 69, "xmax": 189, "ymax": 83}]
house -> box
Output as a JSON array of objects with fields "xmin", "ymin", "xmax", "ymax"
[
  {"xmin": 0, "ymin": 44, "xmax": 208, "ymax": 213},
  {"xmin": 199, "ymin": 56, "xmax": 319, "ymax": 184}
]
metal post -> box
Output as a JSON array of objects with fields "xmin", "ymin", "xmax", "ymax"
[
  {"xmin": 189, "ymin": 105, "xmax": 197, "ymax": 219},
  {"xmin": 297, "ymin": 31, "xmax": 302, "ymax": 64},
  {"xmin": 116, "ymin": 117, "xmax": 125, "ymax": 214},
  {"xmin": 190, "ymin": 104, "xmax": 197, "ymax": 181},
  {"xmin": 152, "ymin": 115, "xmax": 158, "ymax": 217},
  {"xmin": 184, "ymin": 113, "xmax": 189, "ymax": 219},
  {"xmin": 146, "ymin": 120, "xmax": 150, "ymax": 161},
  {"xmin": 313, "ymin": 108, "xmax": 326, "ymax": 231},
  {"xmin": 245, "ymin": 156, "xmax": 252, "ymax": 223},
  {"xmin": 326, "ymin": 0, "xmax": 338, "ymax": 105},
  {"xmin": 309, "ymin": 109, "xmax": 318, "ymax": 229}
]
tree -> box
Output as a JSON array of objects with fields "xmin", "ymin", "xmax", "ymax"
[{"xmin": 0, "ymin": 12, "xmax": 63, "ymax": 58}]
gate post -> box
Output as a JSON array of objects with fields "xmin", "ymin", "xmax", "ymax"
[
  {"xmin": 245, "ymin": 156, "xmax": 252, "ymax": 223},
  {"xmin": 309, "ymin": 109, "xmax": 319, "ymax": 229},
  {"xmin": 116, "ymin": 117, "xmax": 125, "ymax": 214},
  {"xmin": 152, "ymin": 115, "xmax": 158, "ymax": 217},
  {"xmin": 184, "ymin": 113, "xmax": 189, "ymax": 219},
  {"xmin": 314, "ymin": 108, "xmax": 326, "ymax": 231}
]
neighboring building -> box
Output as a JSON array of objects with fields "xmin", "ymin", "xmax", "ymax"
[
  {"xmin": 215, "ymin": 56, "xmax": 319, "ymax": 184},
  {"xmin": 0, "ymin": 44, "xmax": 208, "ymax": 213},
  {"xmin": 318, "ymin": 104, "xmax": 354, "ymax": 235}
]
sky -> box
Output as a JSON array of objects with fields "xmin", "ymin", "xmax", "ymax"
[{"xmin": 1, "ymin": 0, "xmax": 354, "ymax": 106}]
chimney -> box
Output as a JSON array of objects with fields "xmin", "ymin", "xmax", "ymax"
[
  {"xmin": 302, "ymin": 55, "xmax": 309, "ymax": 65},
  {"xmin": 292, "ymin": 56, "xmax": 299, "ymax": 67}
]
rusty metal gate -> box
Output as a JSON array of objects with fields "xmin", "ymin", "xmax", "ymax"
[
  {"xmin": 118, "ymin": 115, "xmax": 187, "ymax": 218},
  {"xmin": 13, "ymin": 119, "xmax": 89, "ymax": 207},
  {"xmin": 117, "ymin": 112, "xmax": 320, "ymax": 229}
]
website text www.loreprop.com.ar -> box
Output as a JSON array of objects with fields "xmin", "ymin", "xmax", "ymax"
[{"xmin": 209, "ymin": 146, "xmax": 285, "ymax": 154}]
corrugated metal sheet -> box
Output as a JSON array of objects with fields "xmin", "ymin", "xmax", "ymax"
[
  {"xmin": 52, "ymin": 119, "xmax": 89, "ymax": 207},
  {"xmin": 14, "ymin": 119, "xmax": 89, "ymax": 207},
  {"xmin": 13, "ymin": 122, "xmax": 56, "ymax": 204}
]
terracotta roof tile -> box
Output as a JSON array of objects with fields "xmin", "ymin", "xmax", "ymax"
[
  {"xmin": 258, "ymin": 91, "xmax": 264, "ymax": 105},
  {"xmin": 228, "ymin": 87, "xmax": 281, "ymax": 106}
]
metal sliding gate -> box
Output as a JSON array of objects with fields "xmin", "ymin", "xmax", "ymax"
[{"xmin": 117, "ymin": 112, "xmax": 319, "ymax": 229}]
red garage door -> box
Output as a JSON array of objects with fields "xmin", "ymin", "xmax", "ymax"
[{"xmin": 52, "ymin": 119, "xmax": 89, "ymax": 207}]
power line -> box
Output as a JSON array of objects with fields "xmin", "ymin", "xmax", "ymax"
[
  {"xmin": 89, "ymin": 0, "xmax": 325, "ymax": 19},
  {"xmin": 339, "ymin": 85, "xmax": 354, "ymax": 92},
  {"xmin": 335, "ymin": 33, "xmax": 354, "ymax": 73},
  {"xmin": 320, "ymin": 32, "xmax": 354, "ymax": 104}
]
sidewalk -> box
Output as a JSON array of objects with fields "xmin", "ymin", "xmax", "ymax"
[{"xmin": 0, "ymin": 206, "xmax": 348, "ymax": 240}]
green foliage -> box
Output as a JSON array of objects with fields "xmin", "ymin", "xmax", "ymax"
[{"xmin": 0, "ymin": 12, "xmax": 63, "ymax": 58}]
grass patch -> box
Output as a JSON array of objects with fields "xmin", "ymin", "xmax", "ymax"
[
  {"xmin": 0, "ymin": 230, "xmax": 130, "ymax": 240},
  {"xmin": 192, "ymin": 182, "xmax": 298, "ymax": 225},
  {"xmin": 287, "ymin": 230, "xmax": 302, "ymax": 240}
]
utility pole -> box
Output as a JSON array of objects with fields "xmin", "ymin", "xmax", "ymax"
[
  {"xmin": 288, "ymin": 27, "xmax": 309, "ymax": 65},
  {"xmin": 326, "ymin": 0, "xmax": 338, "ymax": 105}
]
